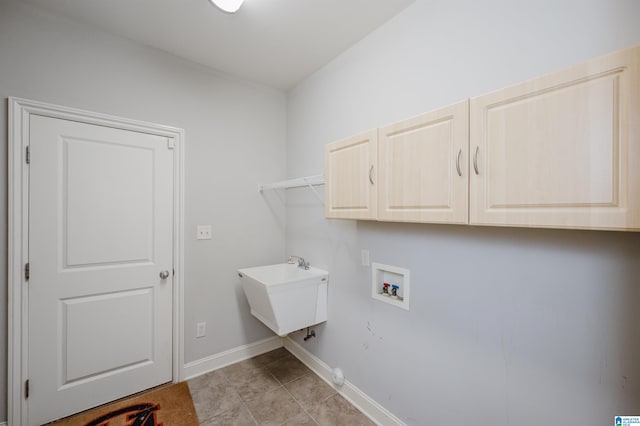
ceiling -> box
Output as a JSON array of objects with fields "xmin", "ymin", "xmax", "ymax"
[{"xmin": 23, "ymin": 0, "xmax": 415, "ymax": 90}]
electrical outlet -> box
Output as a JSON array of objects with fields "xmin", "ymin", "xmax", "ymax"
[
  {"xmin": 196, "ymin": 322, "xmax": 206, "ymax": 338},
  {"xmin": 361, "ymin": 249, "xmax": 370, "ymax": 266},
  {"xmin": 197, "ymin": 225, "xmax": 212, "ymax": 240}
]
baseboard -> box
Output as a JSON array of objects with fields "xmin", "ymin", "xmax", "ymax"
[
  {"xmin": 0, "ymin": 421, "xmax": 6, "ymax": 425},
  {"xmin": 283, "ymin": 338, "xmax": 406, "ymax": 426},
  {"xmin": 182, "ymin": 336, "xmax": 283, "ymax": 380}
]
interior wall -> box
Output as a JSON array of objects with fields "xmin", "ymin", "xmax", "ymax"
[
  {"xmin": 0, "ymin": 0, "xmax": 288, "ymax": 421},
  {"xmin": 286, "ymin": 0, "xmax": 640, "ymax": 424}
]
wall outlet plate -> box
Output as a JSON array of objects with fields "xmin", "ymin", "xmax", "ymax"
[
  {"xmin": 196, "ymin": 322, "xmax": 206, "ymax": 338},
  {"xmin": 197, "ymin": 225, "xmax": 212, "ymax": 240},
  {"xmin": 361, "ymin": 249, "xmax": 370, "ymax": 266}
]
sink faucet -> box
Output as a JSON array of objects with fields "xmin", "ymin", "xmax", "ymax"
[{"xmin": 288, "ymin": 255, "xmax": 310, "ymax": 270}]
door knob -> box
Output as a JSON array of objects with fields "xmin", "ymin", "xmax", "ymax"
[{"xmin": 159, "ymin": 270, "xmax": 170, "ymax": 279}]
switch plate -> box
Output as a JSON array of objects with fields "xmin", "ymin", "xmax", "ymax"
[
  {"xmin": 197, "ymin": 225, "xmax": 212, "ymax": 240},
  {"xmin": 196, "ymin": 322, "xmax": 206, "ymax": 338},
  {"xmin": 361, "ymin": 249, "xmax": 370, "ymax": 266}
]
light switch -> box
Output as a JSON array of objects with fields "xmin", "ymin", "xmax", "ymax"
[{"xmin": 197, "ymin": 225, "xmax": 212, "ymax": 240}]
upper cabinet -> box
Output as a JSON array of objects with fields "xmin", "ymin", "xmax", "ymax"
[
  {"xmin": 470, "ymin": 46, "xmax": 640, "ymax": 231},
  {"xmin": 324, "ymin": 45, "xmax": 640, "ymax": 231},
  {"xmin": 378, "ymin": 100, "xmax": 468, "ymax": 224},
  {"xmin": 325, "ymin": 130, "xmax": 378, "ymax": 220}
]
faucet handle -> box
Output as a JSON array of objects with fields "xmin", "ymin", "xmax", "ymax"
[{"xmin": 287, "ymin": 255, "xmax": 310, "ymax": 269}]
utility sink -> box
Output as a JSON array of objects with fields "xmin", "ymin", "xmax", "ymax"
[
  {"xmin": 238, "ymin": 263, "xmax": 328, "ymax": 336},
  {"xmin": 239, "ymin": 263, "xmax": 328, "ymax": 285}
]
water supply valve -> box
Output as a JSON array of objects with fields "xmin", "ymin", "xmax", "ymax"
[
  {"xmin": 391, "ymin": 285, "xmax": 399, "ymax": 299},
  {"xmin": 382, "ymin": 283, "xmax": 391, "ymax": 296}
]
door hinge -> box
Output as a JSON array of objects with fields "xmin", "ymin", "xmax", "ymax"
[
  {"xmin": 25, "ymin": 379, "xmax": 29, "ymax": 399},
  {"xmin": 25, "ymin": 262, "xmax": 30, "ymax": 281},
  {"xmin": 26, "ymin": 146, "xmax": 30, "ymax": 164},
  {"xmin": 167, "ymin": 138, "xmax": 175, "ymax": 150}
]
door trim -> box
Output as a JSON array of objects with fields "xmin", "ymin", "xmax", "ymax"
[{"xmin": 8, "ymin": 97, "xmax": 185, "ymax": 425}]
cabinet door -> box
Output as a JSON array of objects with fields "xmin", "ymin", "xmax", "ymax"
[
  {"xmin": 325, "ymin": 129, "xmax": 378, "ymax": 219},
  {"xmin": 470, "ymin": 46, "xmax": 640, "ymax": 231},
  {"xmin": 378, "ymin": 101, "xmax": 469, "ymax": 223}
]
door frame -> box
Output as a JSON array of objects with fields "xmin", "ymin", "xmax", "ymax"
[{"xmin": 8, "ymin": 97, "xmax": 185, "ymax": 425}]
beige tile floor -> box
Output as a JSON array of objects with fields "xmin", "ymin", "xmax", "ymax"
[{"xmin": 187, "ymin": 347, "xmax": 375, "ymax": 426}]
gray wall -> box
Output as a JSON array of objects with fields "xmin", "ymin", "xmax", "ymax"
[
  {"xmin": 286, "ymin": 0, "xmax": 640, "ymax": 424},
  {"xmin": 3, "ymin": 0, "xmax": 640, "ymax": 424},
  {"xmin": 0, "ymin": 0, "xmax": 287, "ymax": 420}
]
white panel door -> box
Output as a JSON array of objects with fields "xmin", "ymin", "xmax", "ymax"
[{"xmin": 28, "ymin": 115, "xmax": 174, "ymax": 425}]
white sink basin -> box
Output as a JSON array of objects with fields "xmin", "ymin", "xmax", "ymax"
[
  {"xmin": 238, "ymin": 263, "xmax": 328, "ymax": 286},
  {"xmin": 238, "ymin": 263, "xmax": 328, "ymax": 336}
]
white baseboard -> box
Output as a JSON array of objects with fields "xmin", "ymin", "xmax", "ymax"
[
  {"xmin": 283, "ymin": 337, "xmax": 405, "ymax": 426},
  {"xmin": 183, "ymin": 336, "xmax": 283, "ymax": 380}
]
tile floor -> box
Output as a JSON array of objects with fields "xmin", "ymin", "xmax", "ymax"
[{"xmin": 187, "ymin": 347, "xmax": 375, "ymax": 425}]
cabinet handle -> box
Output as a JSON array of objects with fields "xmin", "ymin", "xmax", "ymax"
[
  {"xmin": 473, "ymin": 146, "xmax": 479, "ymax": 175},
  {"xmin": 456, "ymin": 148, "xmax": 462, "ymax": 177},
  {"xmin": 369, "ymin": 165, "xmax": 374, "ymax": 185}
]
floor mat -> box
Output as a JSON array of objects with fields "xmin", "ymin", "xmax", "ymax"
[{"xmin": 47, "ymin": 382, "xmax": 199, "ymax": 426}]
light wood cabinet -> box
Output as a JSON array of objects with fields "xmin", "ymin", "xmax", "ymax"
[
  {"xmin": 325, "ymin": 129, "xmax": 378, "ymax": 220},
  {"xmin": 324, "ymin": 45, "xmax": 640, "ymax": 231},
  {"xmin": 469, "ymin": 45, "xmax": 640, "ymax": 231},
  {"xmin": 378, "ymin": 100, "xmax": 468, "ymax": 223}
]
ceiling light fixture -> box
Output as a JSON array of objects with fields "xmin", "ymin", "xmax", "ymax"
[{"xmin": 209, "ymin": 0, "xmax": 244, "ymax": 13}]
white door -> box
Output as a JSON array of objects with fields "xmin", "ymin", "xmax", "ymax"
[{"xmin": 27, "ymin": 115, "xmax": 174, "ymax": 425}]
